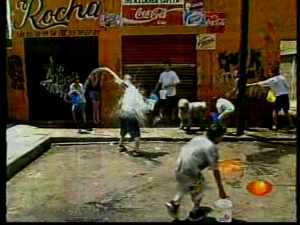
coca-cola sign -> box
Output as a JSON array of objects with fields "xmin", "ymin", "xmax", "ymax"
[
  {"xmin": 206, "ymin": 12, "xmax": 225, "ymax": 33},
  {"xmin": 122, "ymin": 4, "xmax": 183, "ymax": 25}
]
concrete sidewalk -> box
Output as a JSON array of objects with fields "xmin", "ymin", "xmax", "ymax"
[{"xmin": 6, "ymin": 124, "xmax": 296, "ymax": 180}]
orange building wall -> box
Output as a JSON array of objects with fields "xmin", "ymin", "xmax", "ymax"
[{"xmin": 7, "ymin": 0, "xmax": 297, "ymax": 125}]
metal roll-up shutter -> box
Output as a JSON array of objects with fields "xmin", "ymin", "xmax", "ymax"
[{"xmin": 122, "ymin": 35, "xmax": 197, "ymax": 100}]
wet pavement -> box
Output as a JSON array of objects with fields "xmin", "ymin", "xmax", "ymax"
[
  {"xmin": 7, "ymin": 140, "xmax": 296, "ymax": 222},
  {"xmin": 6, "ymin": 125, "xmax": 297, "ymax": 167}
]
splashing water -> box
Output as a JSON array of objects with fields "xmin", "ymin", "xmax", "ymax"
[
  {"xmin": 94, "ymin": 67, "xmax": 124, "ymax": 85},
  {"xmin": 40, "ymin": 65, "xmax": 151, "ymax": 123},
  {"xmin": 40, "ymin": 66, "xmax": 123, "ymax": 101},
  {"xmin": 119, "ymin": 81, "xmax": 148, "ymax": 125},
  {"xmin": 95, "ymin": 67, "xmax": 154, "ymax": 125}
]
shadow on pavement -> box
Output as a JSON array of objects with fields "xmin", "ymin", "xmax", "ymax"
[
  {"xmin": 171, "ymin": 206, "xmax": 247, "ymax": 223},
  {"xmin": 123, "ymin": 149, "xmax": 170, "ymax": 164},
  {"xmin": 173, "ymin": 217, "xmax": 247, "ymax": 223},
  {"xmin": 185, "ymin": 128, "xmax": 205, "ymax": 135},
  {"xmin": 128, "ymin": 150, "xmax": 169, "ymax": 158},
  {"xmin": 246, "ymin": 143, "xmax": 296, "ymax": 164}
]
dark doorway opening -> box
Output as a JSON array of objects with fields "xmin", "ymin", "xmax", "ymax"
[{"xmin": 25, "ymin": 36, "xmax": 98, "ymax": 124}]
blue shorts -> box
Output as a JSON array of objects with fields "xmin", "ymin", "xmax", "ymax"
[
  {"xmin": 211, "ymin": 112, "xmax": 220, "ymax": 122},
  {"xmin": 72, "ymin": 102, "xmax": 85, "ymax": 112},
  {"xmin": 89, "ymin": 91, "xmax": 100, "ymax": 101}
]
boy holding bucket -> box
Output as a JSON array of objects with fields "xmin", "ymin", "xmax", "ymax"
[
  {"xmin": 154, "ymin": 60, "xmax": 180, "ymax": 123},
  {"xmin": 66, "ymin": 75, "xmax": 88, "ymax": 133},
  {"xmin": 165, "ymin": 123, "xmax": 229, "ymax": 221}
]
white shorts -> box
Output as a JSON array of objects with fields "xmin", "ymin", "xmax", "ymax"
[{"xmin": 175, "ymin": 170, "xmax": 206, "ymax": 194}]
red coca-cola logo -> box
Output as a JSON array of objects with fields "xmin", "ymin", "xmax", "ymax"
[{"xmin": 134, "ymin": 7, "xmax": 168, "ymax": 20}]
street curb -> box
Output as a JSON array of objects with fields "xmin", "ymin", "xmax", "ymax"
[
  {"xmin": 7, "ymin": 136, "xmax": 296, "ymax": 181},
  {"xmin": 50, "ymin": 136, "xmax": 297, "ymax": 142},
  {"xmin": 7, "ymin": 138, "xmax": 52, "ymax": 181}
]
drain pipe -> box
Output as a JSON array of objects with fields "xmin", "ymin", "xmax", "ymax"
[{"xmin": 236, "ymin": 0, "xmax": 250, "ymax": 136}]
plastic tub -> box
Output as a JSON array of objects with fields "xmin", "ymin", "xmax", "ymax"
[{"xmin": 214, "ymin": 199, "xmax": 232, "ymax": 222}]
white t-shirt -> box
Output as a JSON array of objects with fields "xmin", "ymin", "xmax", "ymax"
[
  {"xmin": 175, "ymin": 136, "xmax": 219, "ymax": 178},
  {"xmin": 189, "ymin": 102, "xmax": 207, "ymax": 112},
  {"xmin": 216, "ymin": 98, "xmax": 235, "ymax": 113},
  {"xmin": 159, "ymin": 70, "xmax": 180, "ymax": 97},
  {"xmin": 260, "ymin": 74, "xmax": 289, "ymax": 96},
  {"xmin": 120, "ymin": 81, "xmax": 147, "ymax": 120}
]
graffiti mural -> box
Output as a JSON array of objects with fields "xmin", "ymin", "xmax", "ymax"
[
  {"xmin": 216, "ymin": 49, "xmax": 267, "ymax": 98},
  {"xmin": 7, "ymin": 55, "xmax": 25, "ymax": 90},
  {"xmin": 218, "ymin": 49, "xmax": 263, "ymax": 77},
  {"xmin": 40, "ymin": 56, "xmax": 76, "ymax": 99},
  {"xmin": 218, "ymin": 51, "xmax": 239, "ymax": 73}
]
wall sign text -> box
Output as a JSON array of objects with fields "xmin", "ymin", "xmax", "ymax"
[{"xmin": 14, "ymin": 0, "xmax": 103, "ymax": 30}]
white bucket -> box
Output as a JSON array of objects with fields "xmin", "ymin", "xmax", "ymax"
[
  {"xmin": 159, "ymin": 90, "xmax": 167, "ymax": 99},
  {"xmin": 146, "ymin": 98, "xmax": 157, "ymax": 111},
  {"xmin": 214, "ymin": 199, "xmax": 233, "ymax": 222}
]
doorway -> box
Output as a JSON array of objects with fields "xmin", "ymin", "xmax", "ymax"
[{"xmin": 25, "ymin": 36, "xmax": 98, "ymax": 124}]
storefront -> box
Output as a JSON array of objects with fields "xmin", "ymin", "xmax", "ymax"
[
  {"xmin": 6, "ymin": 0, "xmax": 297, "ymax": 127},
  {"xmin": 122, "ymin": 34, "xmax": 197, "ymax": 100}
]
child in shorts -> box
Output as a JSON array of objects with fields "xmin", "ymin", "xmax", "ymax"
[
  {"xmin": 118, "ymin": 75, "xmax": 148, "ymax": 156},
  {"xmin": 68, "ymin": 75, "xmax": 88, "ymax": 133},
  {"xmin": 165, "ymin": 123, "xmax": 229, "ymax": 221}
]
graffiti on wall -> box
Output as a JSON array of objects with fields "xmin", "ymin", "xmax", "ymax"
[
  {"xmin": 215, "ymin": 49, "xmax": 267, "ymax": 98},
  {"xmin": 218, "ymin": 49, "xmax": 263, "ymax": 77},
  {"xmin": 7, "ymin": 55, "xmax": 25, "ymax": 90},
  {"xmin": 40, "ymin": 56, "xmax": 76, "ymax": 99}
]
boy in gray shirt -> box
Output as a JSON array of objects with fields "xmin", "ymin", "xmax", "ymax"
[{"xmin": 165, "ymin": 123, "xmax": 229, "ymax": 221}]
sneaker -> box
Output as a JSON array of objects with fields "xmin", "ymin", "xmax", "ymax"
[
  {"xmin": 130, "ymin": 150, "xmax": 141, "ymax": 156},
  {"xmin": 118, "ymin": 144, "xmax": 127, "ymax": 152},
  {"xmin": 152, "ymin": 116, "xmax": 161, "ymax": 125},
  {"xmin": 187, "ymin": 208, "xmax": 205, "ymax": 221},
  {"xmin": 272, "ymin": 125, "xmax": 278, "ymax": 131},
  {"xmin": 86, "ymin": 128, "xmax": 93, "ymax": 131},
  {"xmin": 165, "ymin": 201, "xmax": 180, "ymax": 220}
]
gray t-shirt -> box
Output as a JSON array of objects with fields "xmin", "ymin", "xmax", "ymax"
[
  {"xmin": 260, "ymin": 74, "xmax": 289, "ymax": 96},
  {"xmin": 176, "ymin": 136, "xmax": 219, "ymax": 177},
  {"xmin": 216, "ymin": 98, "xmax": 235, "ymax": 113}
]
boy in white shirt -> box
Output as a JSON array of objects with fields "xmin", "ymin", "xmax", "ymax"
[
  {"xmin": 165, "ymin": 123, "xmax": 228, "ymax": 221},
  {"xmin": 247, "ymin": 66, "xmax": 293, "ymax": 130},
  {"xmin": 212, "ymin": 97, "xmax": 235, "ymax": 127},
  {"xmin": 154, "ymin": 60, "xmax": 180, "ymax": 123}
]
